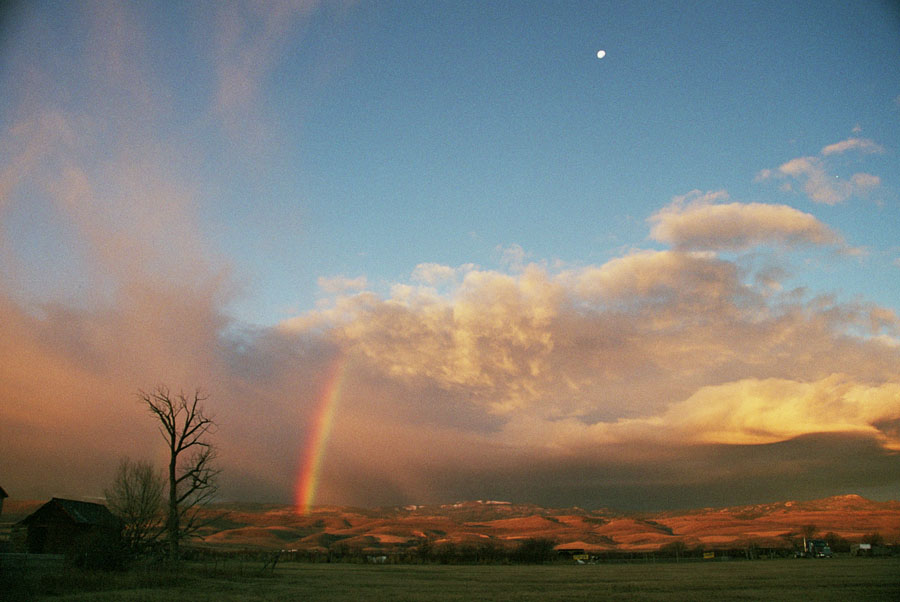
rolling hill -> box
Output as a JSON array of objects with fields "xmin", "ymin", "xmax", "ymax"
[
  {"xmin": 3, "ymin": 494, "xmax": 896, "ymax": 555},
  {"xmin": 189, "ymin": 494, "xmax": 900, "ymax": 554}
]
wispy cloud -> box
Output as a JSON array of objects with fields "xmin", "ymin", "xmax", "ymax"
[
  {"xmin": 412, "ymin": 262, "xmax": 477, "ymax": 286},
  {"xmin": 211, "ymin": 0, "xmax": 321, "ymax": 145},
  {"xmin": 317, "ymin": 275, "xmax": 368, "ymax": 294},
  {"xmin": 757, "ymin": 137, "xmax": 884, "ymax": 205},
  {"xmin": 821, "ymin": 137, "xmax": 885, "ymax": 156}
]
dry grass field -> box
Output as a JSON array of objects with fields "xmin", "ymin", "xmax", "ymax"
[{"xmin": 6, "ymin": 557, "xmax": 899, "ymax": 601}]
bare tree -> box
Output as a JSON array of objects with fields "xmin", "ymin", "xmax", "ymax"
[
  {"xmin": 863, "ymin": 531, "xmax": 884, "ymax": 546},
  {"xmin": 104, "ymin": 457, "xmax": 164, "ymax": 554},
  {"xmin": 139, "ymin": 386, "xmax": 220, "ymax": 561},
  {"xmin": 801, "ymin": 524, "xmax": 818, "ymax": 540}
]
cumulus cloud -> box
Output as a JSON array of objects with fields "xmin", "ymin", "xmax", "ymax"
[
  {"xmin": 284, "ymin": 253, "xmax": 900, "ymax": 426},
  {"xmin": 5, "ymin": 211, "xmax": 900, "ymax": 509},
  {"xmin": 271, "ymin": 254, "xmax": 900, "ymax": 507},
  {"xmin": 649, "ymin": 193, "xmax": 844, "ymax": 251},
  {"xmin": 569, "ymin": 249, "xmax": 739, "ymax": 309},
  {"xmin": 2, "ymin": 4, "xmax": 899, "ymax": 511}
]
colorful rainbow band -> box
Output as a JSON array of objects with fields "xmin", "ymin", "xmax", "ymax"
[{"xmin": 295, "ymin": 355, "xmax": 347, "ymax": 514}]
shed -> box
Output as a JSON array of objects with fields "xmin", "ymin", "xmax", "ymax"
[{"xmin": 16, "ymin": 497, "xmax": 120, "ymax": 554}]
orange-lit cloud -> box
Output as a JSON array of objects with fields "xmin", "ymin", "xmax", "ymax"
[
  {"xmin": 649, "ymin": 192, "xmax": 844, "ymax": 250},
  {"xmin": 4, "ymin": 206, "xmax": 900, "ymax": 508},
  {"xmin": 511, "ymin": 376, "xmax": 900, "ymax": 450},
  {"xmin": 282, "ymin": 248, "xmax": 900, "ymax": 434},
  {"xmin": 2, "ymin": 5, "xmax": 898, "ymax": 512}
]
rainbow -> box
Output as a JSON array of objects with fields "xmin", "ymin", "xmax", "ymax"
[{"xmin": 295, "ymin": 355, "xmax": 347, "ymax": 515}]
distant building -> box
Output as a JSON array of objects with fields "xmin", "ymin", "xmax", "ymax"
[
  {"xmin": 14, "ymin": 498, "xmax": 120, "ymax": 554},
  {"xmin": 852, "ymin": 542, "xmax": 889, "ymax": 557},
  {"xmin": 0, "ymin": 485, "xmax": 7, "ymax": 516}
]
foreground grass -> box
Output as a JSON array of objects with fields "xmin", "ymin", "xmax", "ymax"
[{"xmin": 7, "ymin": 558, "xmax": 900, "ymax": 601}]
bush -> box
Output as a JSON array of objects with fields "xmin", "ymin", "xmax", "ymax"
[
  {"xmin": 512, "ymin": 538, "xmax": 557, "ymax": 564},
  {"xmin": 862, "ymin": 532, "xmax": 884, "ymax": 547},
  {"xmin": 824, "ymin": 532, "xmax": 850, "ymax": 553},
  {"xmin": 659, "ymin": 540, "xmax": 689, "ymax": 559},
  {"xmin": 67, "ymin": 529, "xmax": 129, "ymax": 571}
]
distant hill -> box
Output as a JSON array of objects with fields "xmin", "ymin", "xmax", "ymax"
[
  {"xmin": 189, "ymin": 495, "xmax": 900, "ymax": 554},
  {"xmin": 5, "ymin": 495, "xmax": 895, "ymax": 554}
]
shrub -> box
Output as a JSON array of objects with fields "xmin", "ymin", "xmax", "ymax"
[
  {"xmin": 512, "ymin": 538, "xmax": 557, "ymax": 564},
  {"xmin": 67, "ymin": 530, "xmax": 129, "ymax": 571}
]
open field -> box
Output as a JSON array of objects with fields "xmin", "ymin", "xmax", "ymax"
[{"xmin": 6, "ymin": 558, "xmax": 900, "ymax": 601}]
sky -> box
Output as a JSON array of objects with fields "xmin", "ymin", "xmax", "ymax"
[{"xmin": 1, "ymin": 0, "xmax": 899, "ymax": 512}]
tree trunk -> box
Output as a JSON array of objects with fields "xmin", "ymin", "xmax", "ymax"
[{"xmin": 168, "ymin": 447, "xmax": 179, "ymax": 560}]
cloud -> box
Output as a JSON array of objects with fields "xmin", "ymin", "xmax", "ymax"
[
  {"xmin": 821, "ymin": 137, "xmax": 885, "ymax": 156},
  {"xmin": 284, "ymin": 250, "xmax": 900, "ymax": 428},
  {"xmin": 649, "ymin": 194, "xmax": 844, "ymax": 251},
  {"xmin": 776, "ymin": 156, "xmax": 876, "ymax": 204},
  {"xmin": 82, "ymin": 0, "xmax": 169, "ymax": 127},
  {"xmin": 669, "ymin": 189, "xmax": 730, "ymax": 206},
  {"xmin": 497, "ymin": 243, "xmax": 530, "ymax": 271},
  {"xmin": 411, "ymin": 262, "xmax": 477, "ymax": 285},
  {"xmin": 646, "ymin": 376, "xmax": 900, "ymax": 448},
  {"xmin": 317, "ymin": 275, "xmax": 368, "ymax": 294},
  {"xmin": 569, "ymin": 249, "xmax": 739, "ymax": 309},
  {"xmin": 2, "ymin": 4, "xmax": 899, "ymax": 511},
  {"xmin": 276, "ymin": 253, "xmax": 900, "ymax": 506},
  {"xmin": 0, "ymin": 112, "xmax": 76, "ymax": 214},
  {"xmin": 757, "ymin": 137, "xmax": 884, "ymax": 204},
  {"xmin": 851, "ymin": 172, "xmax": 881, "ymax": 189},
  {"xmin": 0, "ymin": 3, "xmax": 242, "ymax": 500},
  {"xmin": 4, "ymin": 202, "xmax": 900, "ymax": 509},
  {"xmin": 211, "ymin": 0, "xmax": 321, "ymax": 145},
  {"xmin": 495, "ymin": 369, "xmax": 900, "ymax": 502}
]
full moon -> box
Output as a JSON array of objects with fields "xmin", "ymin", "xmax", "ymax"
[{"xmin": 596, "ymin": 50, "xmax": 606, "ymax": 59}]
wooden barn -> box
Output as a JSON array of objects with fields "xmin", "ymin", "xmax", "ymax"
[{"xmin": 16, "ymin": 498, "xmax": 120, "ymax": 554}]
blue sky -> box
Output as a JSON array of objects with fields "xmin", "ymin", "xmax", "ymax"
[
  {"xmin": 233, "ymin": 0, "xmax": 899, "ymax": 323},
  {"xmin": 2, "ymin": 1, "xmax": 898, "ymax": 324},
  {"xmin": 2, "ymin": 1, "xmax": 900, "ymax": 509}
]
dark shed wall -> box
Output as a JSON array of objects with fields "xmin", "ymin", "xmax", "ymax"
[{"xmin": 18, "ymin": 498, "xmax": 120, "ymax": 554}]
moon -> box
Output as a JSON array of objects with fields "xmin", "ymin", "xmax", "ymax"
[{"xmin": 596, "ymin": 50, "xmax": 606, "ymax": 59}]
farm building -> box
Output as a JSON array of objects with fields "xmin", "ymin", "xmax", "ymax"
[{"xmin": 14, "ymin": 497, "xmax": 120, "ymax": 554}]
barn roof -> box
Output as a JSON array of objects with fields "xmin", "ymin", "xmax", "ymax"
[{"xmin": 19, "ymin": 497, "xmax": 119, "ymax": 528}]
